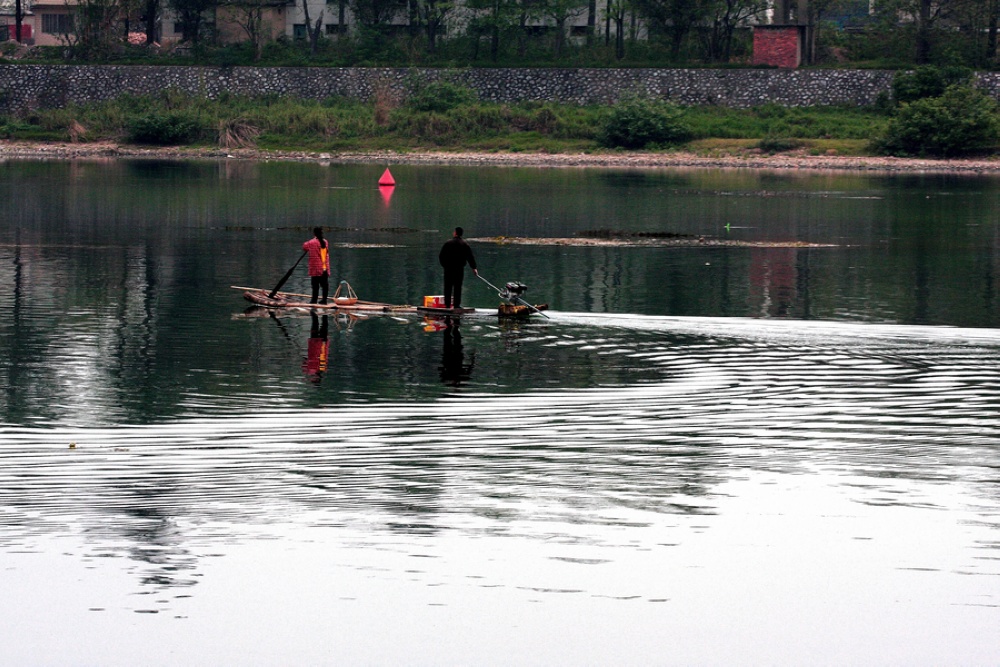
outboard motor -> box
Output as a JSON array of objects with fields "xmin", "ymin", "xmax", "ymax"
[
  {"xmin": 499, "ymin": 281, "xmax": 528, "ymax": 303},
  {"xmin": 477, "ymin": 274, "xmax": 549, "ymax": 319}
]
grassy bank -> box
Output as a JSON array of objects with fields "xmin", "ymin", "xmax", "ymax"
[{"xmin": 0, "ymin": 91, "xmax": 888, "ymax": 157}]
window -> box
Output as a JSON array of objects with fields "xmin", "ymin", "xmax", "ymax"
[
  {"xmin": 42, "ymin": 13, "xmax": 73, "ymax": 34},
  {"xmin": 293, "ymin": 23, "xmax": 306, "ymax": 39}
]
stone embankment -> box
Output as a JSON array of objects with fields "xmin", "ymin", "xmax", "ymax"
[{"xmin": 0, "ymin": 64, "xmax": 920, "ymax": 113}]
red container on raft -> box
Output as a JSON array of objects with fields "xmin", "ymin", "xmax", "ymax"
[{"xmin": 423, "ymin": 295, "xmax": 445, "ymax": 308}]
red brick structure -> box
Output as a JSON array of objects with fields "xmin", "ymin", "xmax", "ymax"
[{"xmin": 753, "ymin": 25, "xmax": 805, "ymax": 68}]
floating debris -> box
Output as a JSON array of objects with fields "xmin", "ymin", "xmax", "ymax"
[
  {"xmin": 223, "ymin": 225, "xmax": 421, "ymax": 233},
  {"xmin": 579, "ymin": 229, "xmax": 698, "ymax": 240},
  {"xmin": 471, "ymin": 236, "xmax": 837, "ymax": 248}
]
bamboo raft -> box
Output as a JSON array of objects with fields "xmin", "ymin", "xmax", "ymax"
[
  {"xmin": 234, "ymin": 286, "xmax": 546, "ymax": 318},
  {"xmin": 234, "ymin": 286, "xmax": 420, "ymax": 313}
]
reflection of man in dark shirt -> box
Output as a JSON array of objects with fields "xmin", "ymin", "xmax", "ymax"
[
  {"xmin": 303, "ymin": 312, "xmax": 329, "ymax": 383},
  {"xmin": 440, "ymin": 318, "xmax": 474, "ymax": 387},
  {"xmin": 438, "ymin": 226, "xmax": 478, "ymax": 309}
]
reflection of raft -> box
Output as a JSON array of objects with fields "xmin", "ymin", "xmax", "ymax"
[{"xmin": 417, "ymin": 306, "xmax": 477, "ymax": 316}]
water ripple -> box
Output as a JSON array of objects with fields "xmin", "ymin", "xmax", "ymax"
[{"xmin": 1, "ymin": 317, "xmax": 998, "ymax": 545}]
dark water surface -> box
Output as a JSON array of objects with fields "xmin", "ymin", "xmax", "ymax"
[{"xmin": 1, "ymin": 160, "xmax": 998, "ymax": 665}]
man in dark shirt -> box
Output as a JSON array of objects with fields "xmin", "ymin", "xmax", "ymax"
[{"xmin": 438, "ymin": 227, "xmax": 478, "ymax": 309}]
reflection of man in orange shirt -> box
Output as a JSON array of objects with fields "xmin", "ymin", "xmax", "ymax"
[{"xmin": 303, "ymin": 313, "xmax": 329, "ymax": 383}]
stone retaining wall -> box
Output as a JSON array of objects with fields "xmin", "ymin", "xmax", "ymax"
[{"xmin": 0, "ymin": 64, "xmax": 997, "ymax": 112}]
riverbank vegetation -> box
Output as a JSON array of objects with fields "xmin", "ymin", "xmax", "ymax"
[{"xmin": 0, "ymin": 67, "xmax": 997, "ymax": 158}]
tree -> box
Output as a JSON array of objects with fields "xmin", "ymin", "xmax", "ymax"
[
  {"xmin": 139, "ymin": 0, "xmax": 161, "ymax": 45},
  {"xmin": 466, "ymin": 0, "xmax": 521, "ymax": 60},
  {"xmin": 169, "ymin": 0, "xmax": 217, "ymax": 45},
  {"xmin": 989, "ymin": 0, "xmax": 1000, "ymax": 63},
  {"xmin": 514, "ymin": 0, "xmax": 542, "ymax": 57},
  {"xmin": 704, "ymin": 0, "xmax": 767, "ymax": 62},
  {"xmin": 802, "ymin": 0, "xmax": 852, "ymax": 65},
  {"xmin": 70, "ymin": 0, "xmax": 128, "ymax": 58},
  {"xmin": 945, "ymin": 0, "xmax": 1000, "ymax": 66},
  {"xmin": 14, "ymin": 0, "xmax": 24, "ymax": 43},
  {"xmin": 917, "ymin": 0, "xmax": 936, "ymax": 62},
  {"xmin": 337, "ymin": 0, "xmax": 348, "ymax": 34},
  {"xmin": 633, "ymin": 0, "xmax": 707, "ymax": 59},
  {"xmin": 585, "ymin": 0, "xmax": 596, "ymax": 42},
  {"xmin": 221, "ymin": 0, "xmax": 286, "ymax": 60},
  {"xmin": 350, "ymin": 0, "xmax": 408, "ymax": 31},
  {"xmin": 605, "ymin": 0, "xmax": 629, "ymax": 58},
  {"xmin": 537, "ymin": 0, "xmax": 587, "ymax": 55},
  {"xmin": 414, "ymin": 0, "xmax": 456, "ymax": 52},
  {"xmin": 871, "ymin": 0, "xmax": 970, "ymax": 64},
  {"xmin": 301, "ymin": 0, "xmax": 325, "ymax": 54}
]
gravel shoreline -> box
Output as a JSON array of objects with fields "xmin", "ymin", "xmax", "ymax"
[{"xmin": 4, "ymin": 140, "xmax": 1000, "ymax": 174}]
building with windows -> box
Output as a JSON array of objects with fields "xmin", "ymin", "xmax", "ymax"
[
  {"xmin": 29, "ymin": 0, "xmax": 74, "ymax": 45},
  {"xmin": 0, "ymin": 0, "xmax": 32, "ymax": 42},
  {"xmin": 2, "ymin": 0, "xmax": 77, "ymax": 46}
]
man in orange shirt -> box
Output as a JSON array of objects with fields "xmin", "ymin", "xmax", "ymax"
[{"xmin": 303, "ymin": 227, "xmax": 331, "ymax": 305}]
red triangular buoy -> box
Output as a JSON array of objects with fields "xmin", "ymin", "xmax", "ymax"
[{"xmin": 379, "ymin": 168, "xmax": 396, "ymax": 186}]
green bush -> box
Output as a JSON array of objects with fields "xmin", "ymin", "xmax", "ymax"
[
  {"xmin": 388, "ymin": 111, "xmax": 457, "ymax": 142},
  {"xmin": 0, "ymin": 118, "xmax": 35, "ymax": 138},
  {"xmin": 873, "ymin": 85, "xmax": 999, "ymax": 157},
  {"xmin": 758, "ymin": 135, "xmax": 804, "ymax": 153},
  {"xmin": 405, "ymin": 80, "xmax": 477, "ymax": 113},
  {"xmin": 752, "ymin": 103, "xmax": 789, "ymax": 120},
  {"xmin": 452, "ymin": 105, "xmax": 514, "ymax": 135},
  {"xmin": 891, "ymin": 66, "xmax": 973, "ymax": 106},
  {"xmin": 599, "ymin": 96, "xmax": 691, "ymax": 149},
  {"xmin": 126, "ymin": 112, "xmax": 206, "ymax": 145}
]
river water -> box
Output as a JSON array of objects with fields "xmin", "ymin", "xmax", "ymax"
[{"xmin": 1, "ymin": 160, "xmax": 998, "ymax": 665}]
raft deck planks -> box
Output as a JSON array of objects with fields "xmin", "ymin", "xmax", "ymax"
[{"xmin": 238, "ymin": 287, "xmax": 419, "ymax": 313}]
